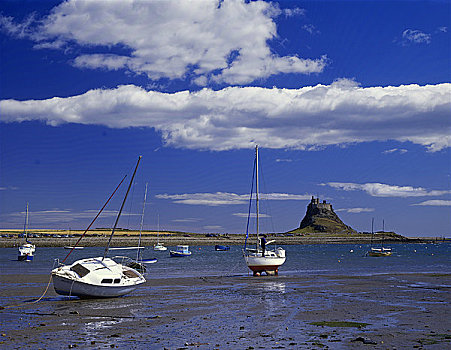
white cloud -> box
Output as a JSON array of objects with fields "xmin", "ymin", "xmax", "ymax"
[
  {"xmin": 1, "ymin": 82, "xmax": 450, "ymax": 151},
  {"xmin": 335, "ymin": 208, "xmax": 375, "ymax": 213},
  {"xmin": 233, "ymin": 212, "xmax": 270, "ymax": 218},
  {"xmin": 156, "ymin": 192, "xmax": 310, "ymax": 206},
  {"xmin": 0, "ymin": 0, "xmax": 325, "ymax": 85},
  {"xmin": 402, "ymin": 29, "xmax": 431, "ymax": 44},
  {"xmin": 283, "ymin": 7, "xmax": 306, "ymax": 17},
  {"xmin": 275, "ymin": 158, "xmax": 293, "ymax": 162},
  {"xmin": 5, "ymin": 209, "xmax": 121, "ymax": 224},
  {"xmin": 302, "ymin": 24, "xmax": 320, "ymax": 35},
  {"xmin": 172, "ymin": 218, "xmax": 201, "ymax": 223},
  {"xmin": 325, "ymin": 182, "xmax": 451, "ymax": 197},
  {"xmin": 203, "ymin": 225, "xmax": 223, "ymax": 230},
  {"xmin": 412, "ymin": 200, "xmax": 451, "ymax": 206},
  {"xmin": 382, "ymin": 148, "xmax": 408, "ymax": 154}
]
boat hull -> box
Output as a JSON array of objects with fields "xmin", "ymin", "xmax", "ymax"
[
  {"xmin": 244, "ymin": 255, "xmax": 286, "ymax": 276},
  {"xmin": 215, "ymin": 245, "xmax": 230, "ymax": 251},
  {"xmin": 368, "ymin": 251, "xmax": 392, "ymax": 257},
  {"xmin": 18, "ymin": 254, "xmax": 33, "ymax": 262},
  {"xmin": 52, "ymin": 274, "xmax": 144, "ymax": 298},
  {"xmin": 170, "ymin": 251, "xmax": 191, "ymax": 257}
]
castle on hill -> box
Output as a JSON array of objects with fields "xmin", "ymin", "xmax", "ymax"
[
  {"xmin": 296, "ymin": 196, "xmax": 356, "ymax": 234},
  {"xmin": 308, "ymin": 197, "xmax": 333, "ymax": 211}
]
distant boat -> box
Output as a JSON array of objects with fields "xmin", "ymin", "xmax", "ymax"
[
  {"xmin": 64, "ymin": 246, "xmax": 84, "ymax": 250},
  {"xmin": 215, "ymin": 245, "xmax": 230, "ymax": 251},
  {"xmin": 52, "ymin": 157, "xmax": 146, "ymax": 298},
  {"xmin": 170, "ymin": 245, "xmax": 191, "ymax": 257},
  {"xmin": 154, "ymin": 214, "xmax": 167, "ymax": 251},
  {"xmin": 18, "ymin": 202, "xmax": 35, "ymax": 262},
  {"xmin": 243, "ymin": 146, "xmax": 286, "ymax": 276},
  {"xmin": 367, "ymin": 218, "xmax": 392, "ymax": 257}
]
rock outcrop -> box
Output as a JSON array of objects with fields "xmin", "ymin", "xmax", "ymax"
[{"xmin": 296, "ymin": 197, "xmax": 356, "ymax": 234}]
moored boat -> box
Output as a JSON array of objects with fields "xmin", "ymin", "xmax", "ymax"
[
  {"xmin": 243, "ymin": 146, "xmax": 286, "ymax": 276},
  {"xmin": 52, "ymin": 156, "xmax": 146, "ymax": 298},
  {"xmin": 170, "ymin": 245, "xmax": 191, "ymax": 257},
  {"xmin": 18, "ymin": 203, "xmax": 35, "ymax": 262},
  {"xmin": 215, "ymin": 245, "xmax": 230, "ymax": 251}
]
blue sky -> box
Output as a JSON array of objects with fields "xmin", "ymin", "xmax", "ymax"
[{"xmin": 0, "ymin": 0, "xmax": 450, "ymax": 237}]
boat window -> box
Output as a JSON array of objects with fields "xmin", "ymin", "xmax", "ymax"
[
  {"xmin": 114, "ymin": 278, "xmax": 120, "ymax": 283},
  {"xmin": 70, "ymin": 264, "xmax": 90, "ymax": 278},
  {"xmin": 101, "ymin": 279, "xmax": 113, "ymax": 284},
  {"xmin": 123, "ymin": 270, "xmax": 139, "ymax": 278}
]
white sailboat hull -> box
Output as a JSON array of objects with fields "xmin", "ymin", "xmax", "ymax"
[
  {"xmin": 18, "ymin": 243, "xmax": 35, "ymax": 262},
  {"xmin": 51, "ymin": 257, "xmax": 146, "ymax": 298},
  {"xmin": 244, "ymin": 248, "xmax": 286, "ymax": 275},
  {"xmin": 154, "ymin": 244, "xmax": 167, "ymax": 251},
  {"xmin": 52, "ymin": 274, "xmax": 142, "ymax": 298}
]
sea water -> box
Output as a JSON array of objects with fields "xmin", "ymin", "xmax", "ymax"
[{"xmin": 1, "ymin": 242, "xmax": 449, "ymax": 278}]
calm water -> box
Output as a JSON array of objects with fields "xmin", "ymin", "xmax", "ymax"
[{"xmin": 1, "ymin": 242, "xmax": 449, "ymax": 278}]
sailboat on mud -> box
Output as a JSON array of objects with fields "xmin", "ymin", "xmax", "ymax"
[
  {"xmin": 243, "ymin": 146, "xmax": 286, "ymax": 276},
  {"xmin": 51, "ymin": 157, "xmax": 146, "ymax": 298},
  {"xmin": 18, "ymin": 202, "xmax": 35, "ymax": 262}
]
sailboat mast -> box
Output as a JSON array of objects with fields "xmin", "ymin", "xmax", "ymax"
[
  {"xmin": 137, "ymin": 182, "xmax": 148, "ymax": 261},
  {"xmin": 255, "ymin": 145, "xmax": 259, "ymax": 249},
  {"xmin": 23, "ymin": 202, "xmax": 29, "ymax": 236},
  {"xmin": 103, "ymin": 156, "xmax": 142, "ymax": 260}
]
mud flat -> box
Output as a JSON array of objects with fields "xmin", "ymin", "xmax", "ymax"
[{"xmin": 1, "ymin": 272, "xmax": 450, "ymax": 349}]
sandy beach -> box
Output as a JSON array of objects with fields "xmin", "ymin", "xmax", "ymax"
[{"xmin": 1, "ymin": 271, "xmax": 450, "ymax": 349}]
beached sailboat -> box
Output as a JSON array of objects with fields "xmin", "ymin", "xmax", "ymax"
[
  {"xmin": 154, "ymin": 215, "xmax": 167, "ymax": 251},
  {"xmin": 170, "ymin": 245, "xmax": 191, "ymax": 257},
  {"xmin": 18, "ymin": 202, "xmax": 35, "ymax": 262},
  {"xmin": 367, "ymin": 218, "xmax": 392, "ymax": 257},
  {"xmin": 243, "ymin": 146, "xmax": 286, "ymax": 276},
  {"xmin": 52, "ymin": 157, "xmax": 146, "ymax": 298}
]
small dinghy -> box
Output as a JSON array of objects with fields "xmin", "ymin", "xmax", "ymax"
[
  {"xmin": 170, "ymin": 245, "xmax": 191, "ymax": 257},
  {"xmin": 215, "ymin": 245, "xmax": 230, "ymax": 251}
]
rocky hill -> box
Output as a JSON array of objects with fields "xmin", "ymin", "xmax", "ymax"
[{"xmin": 290, "ymin": 196, "xmax": 356, "ymax": 234}]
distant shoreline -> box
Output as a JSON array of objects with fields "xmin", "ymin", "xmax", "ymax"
[{"xmin": 0, "ymin": 229, "xmax": 448, "ymax": 248}]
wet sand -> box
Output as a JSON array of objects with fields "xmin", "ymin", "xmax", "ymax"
[{"xmin": 1, "ymin": 272, "xmax": 450, "ymax": 349}]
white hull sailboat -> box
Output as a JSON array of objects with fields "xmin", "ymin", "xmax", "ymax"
[
  {"xmin": 367, "ymin": 219, "xmax": 392, "ymax": 257},
  {"xmin": 18, "ymin": 203, "xmax": 35, "ymax": 262},
  {"xmin": 243, "ymin": 146, "xmax": 286, "ymax": 276},
  {"xmin": 52, "ymin": 257, "xmax": 145, "ymax": 298},
  {"xmin": 52, "ymin": 156, "xmax": 146, "ymax": 298},
  {"xmin": 153, "ymin": 215, "xmax": 167, "ymax": 251}
]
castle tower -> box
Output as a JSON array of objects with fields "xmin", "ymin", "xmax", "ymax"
[{"xmin": 298, "ymin": 197, "xmax": 355, "ymax": 233}]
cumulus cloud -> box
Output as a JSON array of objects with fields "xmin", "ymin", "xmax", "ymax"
[
  {"xmin": 156, "ymin": 192, "xmax": 310, "ymax": 206},
  {"xmin": 1, "ymin": 82, "xmax": 450, "ymax": 151},
  {"xmin": 0, "ymin": 0, "xmax": 325, "ymax": 85},
  {"xmin": 325, "ymin": 182, "xmax": 451, "ymax": 197},
  {"xmin": 412, "ymin": 200, "xmax": 451, "ymax": 206}
]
